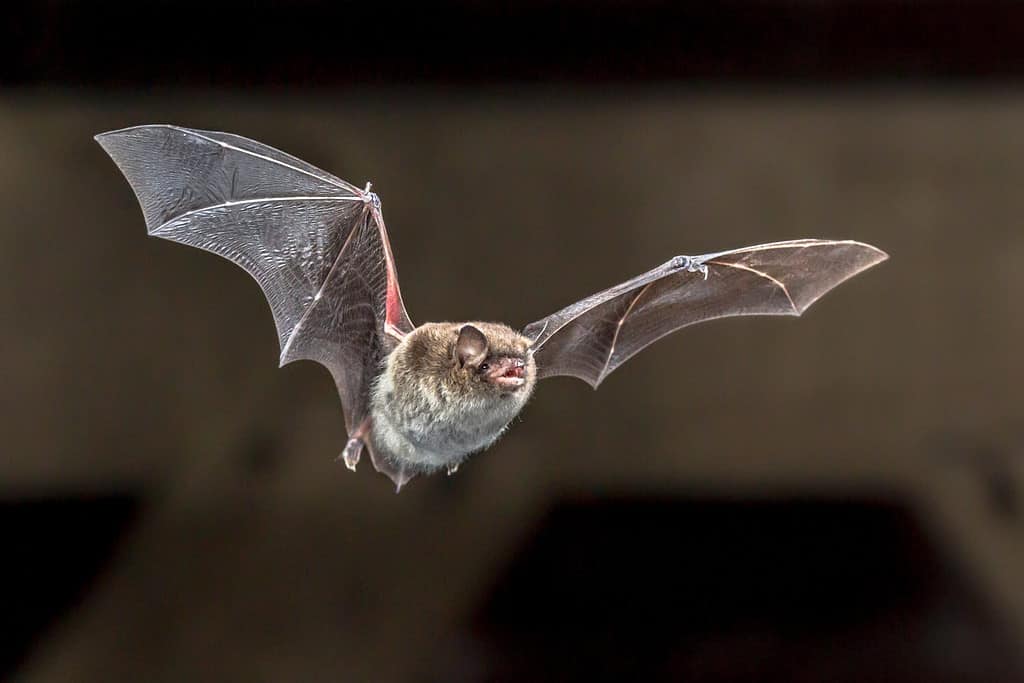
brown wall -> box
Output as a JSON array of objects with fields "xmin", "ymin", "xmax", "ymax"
[{"xmin": 2, "ymin": 91, "xmax": 1022, "ymax": 680}]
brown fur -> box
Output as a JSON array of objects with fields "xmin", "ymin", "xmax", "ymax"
[{"xmin": 368, "ymin": 322, "xmax": 537, "ymax": 476}]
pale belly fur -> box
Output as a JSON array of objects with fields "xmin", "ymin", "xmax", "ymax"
[{"xmin": 368, "ymin": 364, "xmax": 533, "ymax": 472}]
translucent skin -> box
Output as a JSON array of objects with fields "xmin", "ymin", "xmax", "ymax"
[
  {"xmin": 96, "ymin": 125, "xmax": 887, "ymax": 490},
  {"xmin": 368, "ymin": 322, "xmax": 537, "ymax": 473}
]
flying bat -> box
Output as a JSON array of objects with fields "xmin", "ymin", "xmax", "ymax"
[{"xmin": 96, "ymin": 125, "xmax": 888, "ymax": 490}]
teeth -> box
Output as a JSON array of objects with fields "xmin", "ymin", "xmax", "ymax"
[{"xmin": 491, "ymin": 357, "xmax": 527, "ymax": 385}]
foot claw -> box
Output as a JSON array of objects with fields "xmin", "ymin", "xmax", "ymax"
[
  {"xmin": 446, "ymin": 463, "xmax": 459, "ymax": 476},
  {"xmin": 339, "ymin": 437, "xmax": 363, "ymax": 471}
]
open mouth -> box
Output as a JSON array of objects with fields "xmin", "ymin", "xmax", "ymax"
[
  {"xmin": 490, "ymin": 357, "xmax": 526, "ymax": 389},
  {"xmin": 502, "ymin": 364, "xmax": 525, "ymax": 380}
]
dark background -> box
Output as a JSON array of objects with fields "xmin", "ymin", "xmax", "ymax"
[{"xmin": 3, "ymin": 1, "xmax": 1023, "ymax": 681}]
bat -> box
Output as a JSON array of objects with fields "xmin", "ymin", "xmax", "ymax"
[{"xmin": 96, "ymin": 125, "xmax": 888, "ymax": 491}]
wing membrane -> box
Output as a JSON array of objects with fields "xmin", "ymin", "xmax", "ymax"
[
  {"xmin": 97, "ymin": 124, "xmax": 413, "ymax": 433},
  {"xmin": 523, "ymin": 239, "xmax": 887, "ymax": 387}
]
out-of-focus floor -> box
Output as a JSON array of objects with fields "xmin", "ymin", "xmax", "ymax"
[{"xmin": 1, "ymin": 90, "xmax": 1022, "ymax": 681}]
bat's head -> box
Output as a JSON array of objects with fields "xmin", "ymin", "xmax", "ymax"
[{"xmin": 454, "ymin": 323, "xmax": 536, "ymax": 396}]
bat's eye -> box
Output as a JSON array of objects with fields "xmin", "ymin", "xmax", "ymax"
[{"xmin": 479, "ymin": 363, "xmax": 490, "ymax": 372}]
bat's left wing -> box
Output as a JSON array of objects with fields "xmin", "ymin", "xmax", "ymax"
[
  {"xmin": 96, "ymin": 125, "xmax": 415, "ymax": 486},
  {"xmin": 523, "ymin": 239, "xmax": 887, "ymax": 387}
]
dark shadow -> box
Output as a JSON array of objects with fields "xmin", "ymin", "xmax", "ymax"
[
  {"xmin": 431, "ymin": 496, "xmax": 1023, "ymax": 682},
  {"xmin": 0, "ymin": 495, "xmax": 141, "ymax": 678},
  {"xmin": 7, "ymin": 2, "xmax": 1024, "ymax": 86}
]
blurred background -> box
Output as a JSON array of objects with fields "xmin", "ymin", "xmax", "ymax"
[{"xmin": 3, "ymin": 1, "xmax": 1024, "ymax": 681}]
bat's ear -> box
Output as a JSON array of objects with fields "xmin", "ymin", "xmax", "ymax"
[{"xmin": 455, "ymin": 325, "xmax": 489, "ymax": 368}]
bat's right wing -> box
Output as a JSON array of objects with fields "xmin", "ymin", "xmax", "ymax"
[
  {"xmin": 96, "ymin": 125, "xmax": 415, "ymax": 486},
  {"xmin": 523, "ymin": 239, "xmax": 887, "ymax": 388}
]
